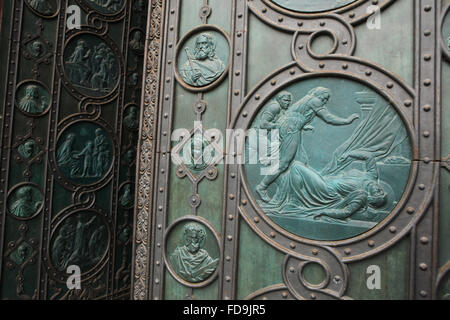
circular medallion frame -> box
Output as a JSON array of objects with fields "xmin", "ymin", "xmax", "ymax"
[
  {"xmin": 6, "ymin": 182, "xmax": 44, "ymax": 221},
  {"xmin": 15, "ymin": 80, "xmax": 52, "ymax": 118},
  {"xmin": 50, "ymin": 116, "xmax": 118, "ymax": 192},
  {"xmin": 76, "ymin": 0, "xmax": 126, "ymax": 16},
  {"xmin": 24, "ymin": 0, "xmax": 60, "ymax": 19},
  {"xmin": 233, "ymin": 65, "xmax": 420, "ymax": 260},
  {"xmin": 45, "ymin": 205, "xmax": 112, "ymax": 283},
  {"xmin": 163, "ymin": 215, "xmax": 222, "ymax": 288},
  {"xmin": 174, "ymin": 25, "xmax": 231, "ymax": 92},
  {"xmin": 60, "ymin": 30, "xmax": 123, "ymax": 100}
]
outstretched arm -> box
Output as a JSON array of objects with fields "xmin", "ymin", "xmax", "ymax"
[{"xmin": 317, "ymin": 109, "xmax": 359, "ymax": 126}]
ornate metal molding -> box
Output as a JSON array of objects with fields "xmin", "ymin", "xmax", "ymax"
[{"xmin": 132, "ymin": 0, "xmax": 164, "ymax": 301}]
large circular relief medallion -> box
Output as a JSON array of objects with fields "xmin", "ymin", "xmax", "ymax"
[{"xmin": 244, "ymin": 77, "xmax": 412, "ymax": 241}]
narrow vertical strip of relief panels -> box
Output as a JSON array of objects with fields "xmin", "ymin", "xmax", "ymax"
[
  {"xmin": 411, "ymin": 0, "xmax": 440, "ymax": 300},
  {"xmin": 40, "ymin": 0, "xmax": 65, "ymax": 300},
  {"xmin": 0, "ymin": 0, "xmax": 22, "ymax": 291},
  {"xmin": 220, "ymin": 0, "xmax": 248, "ymax": 300},
  {"xmin": 132, "ymin": 0, "xmax": 166, "ymax": 300},
  {"xmin": 149, "ymin": 0, "xmax": 180, "ymax": 300}
]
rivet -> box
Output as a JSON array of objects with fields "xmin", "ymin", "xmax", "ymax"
[
  {"xmin": 310, "ymin": 294, "xmax": 317, "ymax": 300},
  {"xmin": 225, "ymin": 276, "xmax": 231, "ymax": 282},
  {"xmin": 253, "ymin": 217, "xmax": 260, "ymax": 223},
  {"xmin": 423, "ymin": 79, "xmax": 431, "ymax": 86},
  {"xmin": 290, "ymin": 242, "xmax": 296, "ymax": 249},
  {"xmin": 312, "ymin": 249, "xmax": 319, "ymax": 255},
  {"xmin": 420, "ymin": 290, "xmax": 427, "ymax": 297},
  {"xmin": 262, "ymin": 7, "xmax": 267, "ymax": 13},
  {"xmin": 423, "ymin": 131, "xmax": 430, "ymax": 138},
  {"xmin": 424, "ymin": 157, "xmax": 431, "ymax": 164},
  {"xmin": 407, "ymin": 207, "xmax": 415, "ymax": 214},
  {"xmin": 424, "ymin": 54, "xmax": 431, "ymax": 61},
  {"xmin": 229, "ymin": 194, "xmax": 235, "ymax": 200},
  {"xmin": 344, "ymin": 248, "xmax": 351, "ymax": 255},
  {"xmin": 235, "ymin": 70, "xmax": 241, "ymax": 76},
  {"xmin": 368, "ymin": 240, "xmax": 375, "ymax": 247},
  {"xmin": 342, "ymin": 64, "xmax": 348, "ymax": 70},
  {"xmin": 290, "ymin": 69, "xmax": 296, "ymax": 75},
  {"xmin": 226, "ymin": 256, "xmax": 231, "ymax": 261},
  {"xmin": 424, "ymin": 30, "xmax": 431, "ymax": 36},
  {"xmin": 255, "ymin": 94, "xmax": 261, "ymax": 100},
  {"xmin": 419, "ymin": 263, "xmax": 428, "ymax": 271},
  {"xmin": 423, "ymin": 105, "xmax": 431, "ymax": 112},
  {"xmin": 424, "ymin": 5, "xmax": 432, "ymax": 12},
  {"xmin": 365, "ymin": 70, "xmax": 372, "ymax": 76},
  {"xmin": 271, "ymin": 80, "xmax": 277, "ymax": 86},
  {"xmin": 270, "ymin": 232, "xmax": 276, "ymax": 238},
  {"xmin": 404, "ymin": 100, "xmax": 412, "ymax": 107},
  {"xmin": 419, "ymin": 184, "xmax": 426, "ymax": 190},
  {"xmin": 234, "ymin": 90, "xmax": 240, "ymax": 96},
  {"xmin": 320, "ymin": 21, "xmax": 326, "ymax": 27},
  {"xmin": 282, "ymin": 292, "xmax": 288, "ymax": 298},
  {"xmin": 227, "ymin": 235, "xmax": 233, "ymax": 241},
  {"xmin": 387, "ymin": 82, "xmax": 394, "ymax": 89},
  {"xmin": 289, "ymin": 267, "xmax": 295, "ymax": 273},
  {"xmin": 297, "ymin": 21, "xmax": 303, "ymax": 27},
  {"xmin": 389, "ymin": 226, "xmax": 397, "ymax": 233},
  {"xmin": 420, "ymin": 237, "xmax": 429, "ymax": 244},
  {"xmin": 228, "ymin": 215, "xmax": 234, "ymax": 221},
  {"xmin": 278, "ymin": 17, "xmax": 283, "ymax": 22},
  {"xmin": 241, "ymin": 199, "xmax": 247, "ymax": 205}
]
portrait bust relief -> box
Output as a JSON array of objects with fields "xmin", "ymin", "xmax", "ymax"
[
  {"xmin": 167, "ymin": 221, "xmax": 219, "ymax": 284},
  {"xmin": 176, "ymin": 27, "xmax": 230, "ymax": 90}
]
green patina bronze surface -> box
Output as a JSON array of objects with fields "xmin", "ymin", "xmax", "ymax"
[
  {"xmin": 178, "ymin": 30, "xmax": 229, "ymax": 87},
  {"xmin": 51, "ymin": 211, "xmax": 108, "ymax": 273},
  {"xmin": 167, "ymin": 221, "xmax": 219, "ymax": 283},
  {"xmin": 16, "ymin": 82, "xmax": 50, "ymax": 115},
  {"xmin": 56, "ymin": 122, "xmax": 113, "ymax": 184},
  {"xmin": 271, "ymin": 0, "xmax": 357, "ymax": 13},
  {"xmin": 86, "ymin": 0, "xmax": 124, "ymax": 14},
  {"xmin": 245, "ymin": 77, "xmax": 412, "ymax": 241},
  {"xmin": 7, "ymin": 185, "xmax": 43, "ymax": 219},
  {"xmin": 64, "ymin": 35, "xmax": 119, "ymax": 96}
]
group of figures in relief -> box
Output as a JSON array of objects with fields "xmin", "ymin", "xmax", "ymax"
[
  {"xmin": 65, "ymin": 39, "xmax": 118, "ymax": 94},
  {"xmin": 51, "ymin": 213, "xmax": 108, "ymax": 272},
  {"xmin": 57, "ymin": 126, "xmax": 112, "ymax": 180},
  {"xmin": 247, "ymin": 82, "xmax": 411, "ymax": 240}
]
